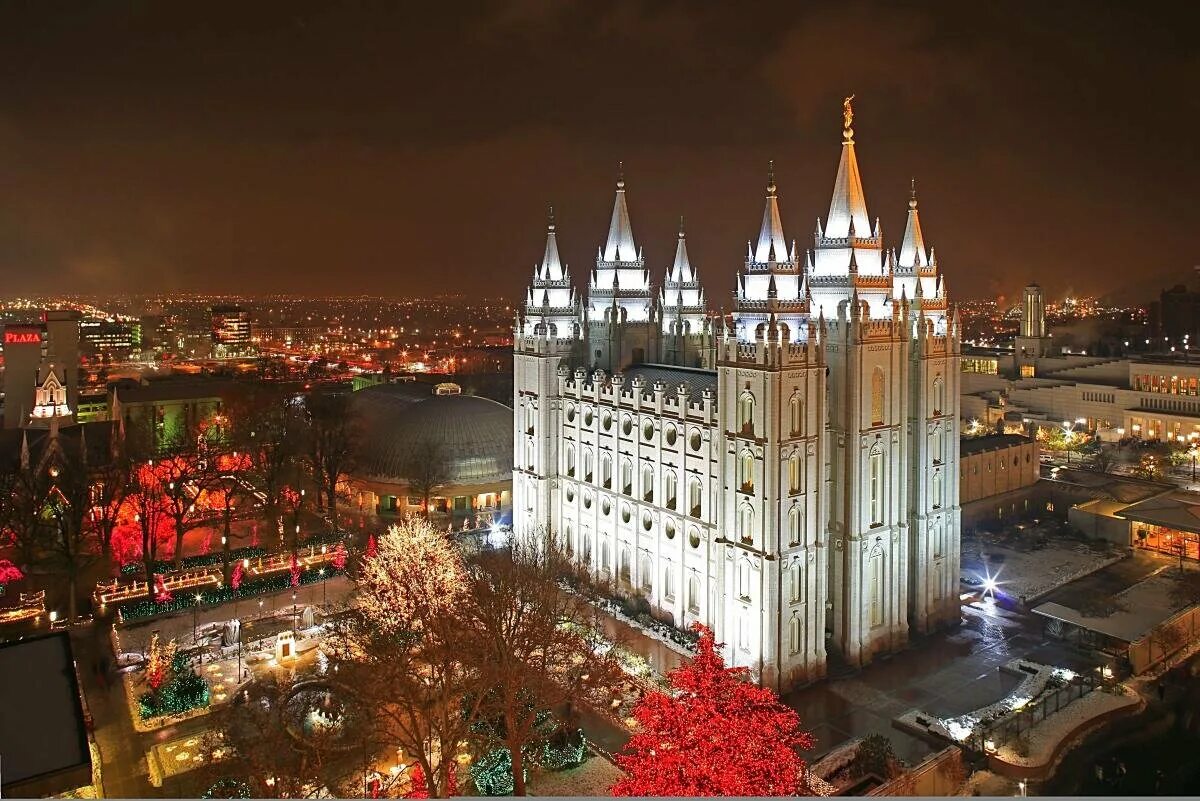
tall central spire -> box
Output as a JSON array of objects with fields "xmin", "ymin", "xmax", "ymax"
[
  {"xmin": 603, "ymin": 163, "xmax": 637, "ymax": 262},
  {"xmin": 897, "ymin": 179, "xmax": 927, "ymax": 270},
  {"xmin": 826, "ymin": 96, "xmax": 870, "ymax": 239},
  {"xmin": 754, "ymin": 161, "xmax": 790, "ymax": 263}
]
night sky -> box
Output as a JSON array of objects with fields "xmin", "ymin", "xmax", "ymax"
[{"xmin": 0, "ymin": 1, "xmax": 1196, "ymax": 304}]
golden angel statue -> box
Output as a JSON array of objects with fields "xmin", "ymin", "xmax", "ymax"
[{"xmin": 842, "ymin": 94, "xmax": 855, "ymax": 131}]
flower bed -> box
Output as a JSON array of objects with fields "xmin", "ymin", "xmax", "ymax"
[
  {"xmin": 560, "ymin": 578, "xmax": 698, "ymax": 655},
  {"xmin": 116, "ymin": 565, "xmax": 345, "ymax": 623}
]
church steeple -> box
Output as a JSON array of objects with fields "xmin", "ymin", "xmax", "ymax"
[
  {"xmin": 825, "ymin": 95, "xmax": 871, "ymax": 239},
  {"xmin": 897, "ymin": 178, "xmax": 928, "ymax": 270},
  {"xmin": 754, "ymin": 161, "xmax": 790, "ymax": 264},
  {"xmin": 603, "ymin": 164, "xmax": 637, "ymax": 262},
  {"xmin": 520, "ymin": 204, "xmax": 579, "ymax": 338},
  {"xmin": 538, "ymin": 205, "xmax": 566, "ymax": 281}
]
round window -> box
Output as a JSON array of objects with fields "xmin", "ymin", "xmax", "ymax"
[
  {"xmin": 583, "ymin": 492, "xmax": 592, "ymax": 509},
  {"xmin": 665, "ymin": 520, "xmax": 676, "ymax": 540},
  {"xmin": 622, "ymin": 416, "xmax": 633, "ymax": 436},
  {"xmin": 689, "ymin": 429, "xmax": 702, "ymax": 451},
  {"xmin": 584, "ymin": 407, "xmax": 594, "ymax": 426},
  {"xmin": 566, "ymin": 403, "xmax": 576, "ymax": 423},
  {"xmin": 621, "ymin": 504, "xmax": 631, "ymax": 524},
  {"xmin": 602, "ymin": 411, "xmax": 612, "ymax": 431},
  {"xmin": 688, "ymin": 528, "xmax": 701, "ymax": 549},
  {"xmin": 602, "ymin": 498, "xmax": 611, "ymax": 516},
  {"xmin": 642, "ymin": 420, "xmax": 654, "ymax": 441},
  {"xmin": 565, "ymin": 486, "xmax": 574, "ymax": 502},
  {"xmin": 665, "ymin": 425, "xmax": 677, "ymax": 446},
  {"xmin": 642, "ymin": 511, "xmax": 653, "ymax": 531}
]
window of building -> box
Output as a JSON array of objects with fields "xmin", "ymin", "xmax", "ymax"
[
  {"xmin": 622, "ymin": 415, "xmax": 633, "ymax": 436},
  {"xmin": 581, "ymin": 534, "xmax": 591, "ymax": 564},
  {"xmin": 688, "ymin": 526, "xmax": 701, "ymax": 549},
  {"xmin": 932, "ymin": 375, "xmax": 945, "ymax": 415},
  {"xmin": 619, "ymin": 546, "xmax": 631, "ymax": 584},
  {"xmin": 565, "ymin": 445, "xmax": 575, "ymax": 477},
  {"xmin": 601, "ymin": 453, "xmax": 611, "ymax": 489},
  {"xmin": 662, "ymin": 565, "xmax": 674, "ymax": 600},
  {"xmin": 788, "ymin": 505, "xmax": 801, "ymax": 546},
  {"xmin": 739, "ymin": 391, "xmax": 755, "ymax": 436},
  {"xmin": 584, "ymin": 450, "xmax": 593, "ymax": 483},
  {"xmin": 665, "ymin": 470, "xmax": 677, "ymax": 510},
  {"xmin": 871, "ymin": 367, "xmax": 885, "ymax": 425},
  {"xmin": 739, "ymin": 449, "xmax": 754, "ymax": 493},
  {"xmin": 788, "ymin": 452, "xmax": 801, "ymax": 493},
  {"xmin": 869, "ymin": 551, "xmax": 883, "ymax": 627},
  {"xmin": 664, "ymin": 519, "xmax": 676, "ymax": 540},
  {"xmin": 790, "ymin": 394, "xmax": 803, "ymax": 436},
  {"xmin": 642, "ymin": 419, "xmax": 654, "ymax": 441},
  {"xmin": 526, "ymin": 441, "xmax": 535, "ymax": 471},
  {"xmin": 639, "ymin": 554, "xmax": 652, "ymax": 592},
  {"xmin": 622, "ymin": 459, "xmax": 633, "ymax": 495},
  {"xmin": 869, "ymin": 447, "xmax": 883, "ymax": 525},
  {"xmin": 789, "ymin": 615, "xmax": 801, "ymax": 654},
  {"xmin": 689, "ymin": 478, "xmax": 702, "ymax": 518},
  {"xmin": 642, "ymin": 463, "xmax": 654, "ymax": 502},
  {"xmin": 737, "ymin": 559, "xmax": 751, "ymax": 599},
  {"xmin": 931, "ymin": 428, "xmax": 943, "ymax": 465},
  {"xmin": 932, "ymin": 470, "xmax": 944, "ymax": 509},
  {"xmin": 789, "ymin": 561, "xmax": 801, "ymax": 603},
  {"xmin": 665, "ymin": 424, "xmax": 678, "ymax": 446},
  {"xmin": 738, "ymin": 503, "xmax": 754, "ymax": 544},
  {"xmin": 687, "ymin": 574, "xmax": 700, "ymax": 612}
]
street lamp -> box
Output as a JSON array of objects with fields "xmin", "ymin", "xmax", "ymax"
[
  {"xmin": 320, "ymin": 567, "xmax": 328, "ymax": 605},
  {"xmin": 193, "ymin": 593, "xmax": 203, "ymax": 643},
  {"xmin": 292, "ymin": 591, "xmax": 299, "ymax": 632}
]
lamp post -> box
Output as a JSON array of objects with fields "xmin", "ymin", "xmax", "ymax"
[
  {"xmin": 292, "ymin": 591, "xmax": 299, "ymax": 632},
  {"xmin": 193, "ymin": 593, "xmax": 202, "ymax": 643},
  {"xmin": 320, "ymin": 567, "xmax": 327, "ymax": 605}
]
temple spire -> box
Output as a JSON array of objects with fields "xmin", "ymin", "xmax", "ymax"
[
  {"xmin": 898, "ymin": 177, "xmax": 928, "ymax": 270},
  {"xmin": 603, "ymin": 164, "xmax": 637, "ymax": 261},
  {"xmin": 826, "ymin": 95, "xmax": 870, "ymax": 239},
  {"xmin": 668, "ymin": 216, "xmax": 693, "ymax": 282},
  {"xmin": 539, "ymin": 204, "xmax": 566, "ymax": 281},
  {"xmin": 754, "ymin": 160, "xmax": 789, "ymax": 263}
]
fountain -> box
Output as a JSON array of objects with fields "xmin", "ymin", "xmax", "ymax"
[{"xmin": 283, "ymin": 680, "xmax": 363, "ymax": 752}]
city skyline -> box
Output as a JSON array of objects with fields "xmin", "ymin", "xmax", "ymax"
[{"xmin": 0, "ymin": 1, "xmax": 1195, "ymax": 301}]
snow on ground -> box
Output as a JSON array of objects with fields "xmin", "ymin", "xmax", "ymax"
[
  {"xmin": 528, "ymin": 755, "xmax": 624, "ymax": 797},
  {"xmin": 993, "ymin": 687, "xmax": 1141, "ymax": 769},
  {"xmin": 963, "ymin": 532, "xmax": 1123, "ymax": 602}
]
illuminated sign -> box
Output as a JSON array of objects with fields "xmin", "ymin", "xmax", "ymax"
[{"xmin": 4, "ymin": 329, "xmax": 41, "ymax": 345}]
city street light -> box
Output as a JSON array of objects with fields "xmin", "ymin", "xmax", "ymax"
[
  {"xmin": 320, "ymin": 567, "xmax": 327, "ymax": 605},
  {"xmin": 193, "ymin": 593, "xmax": 203, "ymax": 642}
]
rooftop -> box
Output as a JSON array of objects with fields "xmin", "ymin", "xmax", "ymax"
[
  {"xmin": 1116, "ymin": 489, "xmax": 1200, "ymax": 533},
  {"xmin": 619, "ymin": 363, "xmax": 717, "ymax": 397},
  {"xmin": 960, "ymin": 433, "xmax": 1033, "ymax": 455}
]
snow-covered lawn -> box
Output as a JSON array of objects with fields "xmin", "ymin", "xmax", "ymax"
[
  {"xmin": 993, "ymin": 687, "xmax": 1141, "ymax": 769},
  {"xmin": 528, "ymin": 755, "xmax": 624, "ymax": 797},
  {"xmin": 963, "ymin": 534, "xmax": 1123, "ymax": 602}
]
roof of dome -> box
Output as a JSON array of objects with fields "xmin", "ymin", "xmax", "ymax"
[{"xmin": 352, "ymin": 384, "xmax": 513, "ymax": 487}]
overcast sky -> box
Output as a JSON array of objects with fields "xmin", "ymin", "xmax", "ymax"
[{"xmin": 0, "ymin": 0, "xmax": 1196, "ymax": 304}]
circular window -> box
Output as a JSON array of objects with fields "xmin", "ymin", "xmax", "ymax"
[
  {"xmin": 688, "ymin": 527, "xmax": 701, "ymax": 549},
  {"xmin": 584, "ymin": 407, "xmax": 594, "ymax": 426},
  {"xmin": 602, "ymin": 498, "xmax": 611, "ymax": 516},
  {"xmin": 621, "ymin": 504, "xmax": 631, "ymax": 524},
  {"xmin": 566, "ymin": 403, "xmax": 576, "ymax": 423},
  {"xmin": 689, "ymin": 429, "xmax": 702, "ymax": 452},
  {"xmin": 602, "ymin": 411, "xmax": 612, "ymax": 431},
  {"xmin": 642, "ymin": 511, "xmax": 653, "ymax": 531},
  {"xmin": 622, "ymin": 416, "xmax": 633, "ymax": 436},
  {"xmin": 642, "ymin": 420, "xmax": 654, "ymax": 441},
  {"xmin": 665, "ymin": 425, "xmax": 677, "ymax": 446},
  {"xmin": 583, "ymin": 492, "xmax": 592, "ymax": 509},
  {"xmin": 565, "ymin": 486, "xmax": 574, "ymax": 502},
  {"xmin": 665, "ymin": 520, "xmax": 676, "ymax": 540}
]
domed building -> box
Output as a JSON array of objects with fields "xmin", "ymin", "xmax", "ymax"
[{"xmin": 348, "ymin": 381, "xmax": 512, "ymax": 521}]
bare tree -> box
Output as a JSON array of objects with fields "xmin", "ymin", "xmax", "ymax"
[
  {"xmin": 326, "ymin": 518, "xmax": 485, "ymax": 797},
  {"xmin": 42, "ymin": 442, "xmax": 100, "ymax": 621},
  {"xmin": 227, "ymin": 387, "xmax": 303, "ymax": 539},
  {"xmin": 403, "ymin": 439, "xmax": 452, "ymax": 519},
  {"xmin": 303, "ymin": 390, "xmax": 359, "ymax": 530},
  {"xmin": 466, "ymin": 534, "xmax": 625, "ymax": 796}
]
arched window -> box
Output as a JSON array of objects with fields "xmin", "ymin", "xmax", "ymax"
[
  {"xmin": 662, "ymin": 565, "xmax": 674, "ymax": 600},
  {"xmin": 641, "ymin": 463, "xmax": 654, "ymax": 502},
  {"xmin": 581, "ymin": 534, "xmax": 592, "ymax": 564},
  {"xmin": 621, "ymin": 459, "xmax": 633, "ymax": 495},
  {"xmin": 932, "ymin": 469, "xmax": 944, "ymax": 509},
  {"xmin": 687, "ymin": 574, "xmax": 700, "ymax": 612},
  {"xmin": 565, "ymin": 445, "xmax": 575, "ymax": 477},
  {"xmin": 931, "ymin": 427, "xmax": 944, "ymax": 465},
  {"xmin": 601, "ymin": 453, "xmax": 612, "ymax": 489},
  {"xmin": 619, "ymin": 546, "xmax": 631, "ymax": 584},
  {"xmin": 564, "ymin": 523, "xmax": 574, "ymax": 557},
  {"xmin": 583, "ymin": 450, "xmax": 594, "ymax": 483},
  {"xmin": 737, "ymin": 559, "xmax": 751, "ymax": 598},
  {"xmin": 788, "ymin": 505, "xmax": 801, "ymax": 546},
  {"xmin": 689, "ymin": 478, "xmax": 703, "ymax": 518},
  {"xmin": 790, "ymin": 394, "xmax": 803, "ymax": 436},
  {"xmin": 739, "ymin": 449, "xmax": 754, "ymax": 493},
  {"xmin": 789, "ymin": 615, "xmax": 801, "ymax": 654},
  {"xmin": 526, "ymin": 441, "xmax": 535, "ymax": 471},
  {"xmin": 738, "ymin": 502, "xmax": 754, "ymax": 544},
  {"xmin": 665, "ymin": 470, "xmax": 677, "ymax": 510},
  {"xmin": 739, "ymin": 391, "xmax": 755, "ymax": 436},
  {"xmin": 788, "ymin": 452, "xmax": 801, "ymax": 493},
  {"xmin": 933, "ymin": 375, "xmax": 945, "ymax": 415},
  {"xmin": 525, "ymin": 403, "xmax": 535, "ymax": 435},
  {"xmin": 871, "ymin": 367, "xmax": 885, "ymax": 426},
  {"xmin": 869, "ymin": 550, "xmax": 884, "ymax": 627},
  {"xmin": 639, "ymin": 554, "xmax": 652, "ymax": 592},
  {"xmin": 788, "ymin": 560, "xmax": 802, "ymax": 603},
  {"xmin": 869, "ymin": 446, "xmax": 883, "ymax": 525},
  {"xmin": 600, "ymin": 539, "xmax": 610, "ymax": 572}
]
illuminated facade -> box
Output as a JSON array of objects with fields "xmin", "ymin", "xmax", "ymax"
[{"xmin": 513, "ymin": 102, "xmax": 962, "ymax": 689}]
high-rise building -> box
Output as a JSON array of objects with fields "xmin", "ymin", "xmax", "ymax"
[
  {"xmin": 2, "ymin": 310, "xmax": 80, "ymax": 429},
  {"xmin": 513, "ymin": 101, "xmax": 961, "ymax": 690},
  {"xmin": 211, "ymin": 305, "xmax": 252, "ymax": 357}
]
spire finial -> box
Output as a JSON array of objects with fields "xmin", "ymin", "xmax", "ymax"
[
  {"xmin": 767, "ymin": 160, "xmax": 777, "ymax": 195},
  {"xmin": 547, "ymin": 204, "xmax": 556, "ymax": 231},
  {"xmin": 842, "ymin": 94, "xmax": 855, "ymax": 144},
  {"xmin": 617, "ymin": 161, "xmax": 625, "ymax": 190},
  {"xmin": 678, "ymin": 215, "xmax": 685, "ymax": 238},
  {"xmin": 909, "ymin": 177, "xmax": 917, "ymax": 210}
]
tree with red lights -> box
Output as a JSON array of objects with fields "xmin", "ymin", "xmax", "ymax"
[
  {"xmin": 289, "ymin": 551, "xmax": 301, "ymax": 588},
  {"xmin": 330, "ymin": 540, "xmax": 348, "ymax": 570},
  {"xmin": 125, "ymin": 458, "xmax": 175, "ymax": 600},
  {"xmin": 611, "ymin": 625, "xmax": 814, "ymax": 797}
]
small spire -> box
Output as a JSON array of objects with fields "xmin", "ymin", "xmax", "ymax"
[
  {"xmin": 617, "ymin": 161, "xmax": 625, "ymax": 190},
  {"xmin": 909, "ymin": 177, "xmax": 918, "ymax": 209},
  {"xmin": 679, "ymin": 215, "xmax": 685, "ymax": 237},
  {"xmin": 767, "ymin": 160, "xmax": 777, "ymax": 196},
  {"xmin": 547, "ymin": 204, "xmax": 556, "ymax": 231}
]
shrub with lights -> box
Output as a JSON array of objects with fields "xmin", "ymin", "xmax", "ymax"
[
  {"xmin": 138, "ymin": 652, "xmax": 210, "ymax": 720},
  {"xmin": 539, "ymin": 728, "xmax": 587, "ymax": 771},
  {"xmin": 202, "ymin": 778, "xmax": 251, "ymax": 798},
  {"xmin": 118, "ymin": 564, "xmax": 346, "ymax": 622},
  {"xmin": 469, "ymin": 748, "xmax": 527, "ymax": 796}
]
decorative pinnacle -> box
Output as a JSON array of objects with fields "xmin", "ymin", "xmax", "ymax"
[
  {"xmin": 767, "ymin": 160, "xmax": 777, "ymax": 195},
  {"xmin": 842, "ymin": 94, "xmax": 855, "ymax": 144},
  {"xmin": 678, "ymin": 215, "xmax": 686, "ymax": 238},
  {"xmin": 547, "ymin": 204, "xmax": 556, "ymax": 231},
  {"xmin": 909, "ymin": 177, "xmax": 918, "ymax": 210},
  {"xmin": 616, "ymin": 161, "xmax": 625, "ymax": 190}
]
